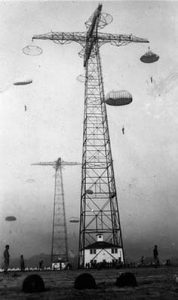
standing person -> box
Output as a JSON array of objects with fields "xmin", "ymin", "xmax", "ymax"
[
  {"xmin": 20, "ymin": 254, "xmax": 25, "ymax": 272},
  {"xmin": 140, "ymin": 256, "xmax": 144, "ymax": 266},
  {"xmin": 153, "ymin": 245, "xmax": 159, "ymax": 266},
  {"xmin": 4, "ymin": 245, "xmax": 10, "ymax": 273},
  {"xmin": 39, "ymin": 260, "xmax": 44, "ymax": 270}
]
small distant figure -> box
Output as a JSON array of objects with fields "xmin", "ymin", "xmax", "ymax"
[
  {"xmin": 39, "ymin": 260, "xmax": 44, "ymax": 270},
  {"xmin": 140, "ymin": 256, "xmax": 144, "ymax": 265},
  {"xmin": 24, "ymin": 105, "xmax": 27, "ymax": 111},
  {"xmin": 20, "ymin": 254, "xmax": 25, "ymax": 272},
  {"xmin": 166, "ymin": 259, "xmax": 171, "ymax": 266},
  {"xmin": 150, "ymin": 76, "xmax": 153, "ymax": 83},
  {"xmin": 153, "ymin": 245, "xmax": 159, "ymax": 266},
  {"xmin": 4, "ymin": 245, "xmax": 10, "ymax": 273},
  {"xmin": 122, "ymin": 126, "xmax": 125, "ymax": 135},
  {"xmin": 64, "ymin": 262, "xmax": 72, "ymax": 270},
  {"xmin": 117, "ymin": 257, "xmax": 123, "ymax": 268}
]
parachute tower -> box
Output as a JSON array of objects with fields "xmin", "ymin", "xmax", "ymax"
[{"xmin": 32, "ymin": 4, "xmax": 149, "ymax": 267}]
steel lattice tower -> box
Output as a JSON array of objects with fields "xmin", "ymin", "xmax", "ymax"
[
  {"xmin": 32, "ymin": 158, "xmax": 80, "ymax": 265},
  {"xmin": 32, "ymin": 4, "xmax": 149, "ymax": 267}
]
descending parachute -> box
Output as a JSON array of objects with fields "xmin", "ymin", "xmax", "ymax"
[
  {"xmin": 86, "ymin": 189, "xmax": 93, "ymax": 194},
  {"xmin": 22, "ymin": 45, "xmax": 43, "ymax": 56},
  {"xmin": 105, "ymin": 90, "xmax": 132, "ymax": 106},
  {"xmin": 0, "ymin": 78, "xmax": 32, "ymax": 93},
  {"xmin": 140, "ymin": 48, "xmax": 159, "ymax": 63},
  {"xmin": 13, "ymin": 79, "xmax": 33, "ymax": 86},
  {"xmin": 69, "ymin": 217, "xmax": 79, "ymax": 223},
  {"xmin": 5, "ymin": 216, "xmax": 17, "ymax": 221}
]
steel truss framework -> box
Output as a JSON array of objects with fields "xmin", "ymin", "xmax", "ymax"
[
  {"xmin": 32, "ymin": 158, "xmax": 80, "ymax": 264},
  {"xmin": 32, "ymin": 4, "xmax": 149, "ymax": 268},
  {"xmin": 51, "ymin": 162, "xmax": 68, "ymax": 263},
  {"xmin": 80, "ymin": 41, "xmax": 123, "ymax": 254}
]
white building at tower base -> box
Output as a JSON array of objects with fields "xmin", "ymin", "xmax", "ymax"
[{"xmin": 84, "ymin": 234, "xmax": 124, "ymax": 267}]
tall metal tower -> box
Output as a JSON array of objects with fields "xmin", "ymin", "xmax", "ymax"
[
  {"xmin": 32, "ymin": 157, "xmax": 80, "ymax": 265},
  {"xmin": 32, "ymin": 4, "xmax": 149, "ymax": 267}
]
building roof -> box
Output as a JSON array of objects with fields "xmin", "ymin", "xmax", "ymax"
[{"xmin": 84, "ymin": 241, "xmax": 120, "ymax": 250}]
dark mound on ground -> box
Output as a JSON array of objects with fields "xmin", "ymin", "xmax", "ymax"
[
  {"xmin": 116, "ymin": 272, "xmax": 137, "ymax": 287},
  {"xmin": 74, "ymin": 273, "xmax": 96, "ymax": 290},
  {"xmin": 22, "ymin": 274, "xmax": 45, "ymax": 293}
]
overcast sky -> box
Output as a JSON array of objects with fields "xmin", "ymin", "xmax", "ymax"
[{"xmin": 0, "ymin": 1, "xmax": 178, "ymax": 261}]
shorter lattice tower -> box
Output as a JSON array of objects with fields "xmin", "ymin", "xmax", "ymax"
[{"xmin": 32, "ymin": 157, "xmax": 80, "ymax": 265}]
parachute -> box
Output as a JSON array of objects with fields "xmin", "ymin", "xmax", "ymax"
[
  {"xmin": 22, "ymin": 45, "xmax": 43, "ymax": 56},
  {"xmin": 13, "ymin": 79, "xmax": 33, "ymax": 86},
  {"xmin": 86, "ymin": 189, "xmax": 93, "ymax": 194},
  {"xmin": 105, "ymin": 90, "xmax": 132, "ymax": 106},
  {"xmin": 69, "ymin": 217, "xmax": 79, "ymax": 223},
  {"xmin": 5, "ymin": 216, "xmax": 17, "ymax": 221},
  {"xmin": 140, "ymin": 48, "xmax": 159, "ymax": 63}
]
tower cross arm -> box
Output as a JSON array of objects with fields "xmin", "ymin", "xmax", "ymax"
[
  {"xmin": 32, "ymin": 32, "xmax": 86, "ymax": 45},
  {"xmin": 31, "ymin": 162, "xmax": 55, "ymax": 166},
  {"xmin": 98, "ymin": 32, "xmax": 149, "ymax": 46},
  {"xmin": 61, "ymin": 161, "xmax": 81, "ymax": 166},
  {"xmin": 31, "ymin": 160, "xmax": 81, "ymax": 168}
]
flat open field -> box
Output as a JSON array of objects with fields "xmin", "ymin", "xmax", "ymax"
[{"xmin": 1, "ymin": 266, "xmax": 178, "ymax": 299}]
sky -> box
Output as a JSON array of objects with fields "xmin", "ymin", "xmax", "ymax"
[{"xmin": 0, "ymin": 0, "xmax": 178, "ymax": 262}]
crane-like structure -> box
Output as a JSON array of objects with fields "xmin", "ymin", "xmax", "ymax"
[
  {"xmin": 32, "ymin": 157, "xmax": 80, "ymax": 266},
  {"xmin": 32, "ymin": 4, "xmax": 149, "ymax": 267}
]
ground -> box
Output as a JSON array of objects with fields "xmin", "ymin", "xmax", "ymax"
[{"xmin": 1, "ymin": 266, "xmax": 178, "ymax": 299}]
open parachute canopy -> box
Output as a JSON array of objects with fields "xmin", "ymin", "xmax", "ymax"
[
  {"xmin": 140, "ymin": 48, "xmax": 159, "ymax": 63},
  {"xmin": 5, "ymin": 216, "xmax": 17, "ymax": 221},
  {"xmin": 86, "ymin": 189, "xmax": 94, "ymax": 194},
  {"xmin": 13, "ymin": 79, "xmax": 33, "ymax": 86},
  {"xmin": 69, "ymin": 217, "xmax": 79, "ymax": 223},
  {"xmin": 105, "ymin": 90, "xmax": 133, "ymax": 106},
  {"xmin": 22, "ymin": 45, "xmax": 43, "ymax": 56}
]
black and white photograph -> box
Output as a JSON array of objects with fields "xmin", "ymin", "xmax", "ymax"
[{"xmin": 0, "ymin": 0, "xmax": 178, "ymax": 299}]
